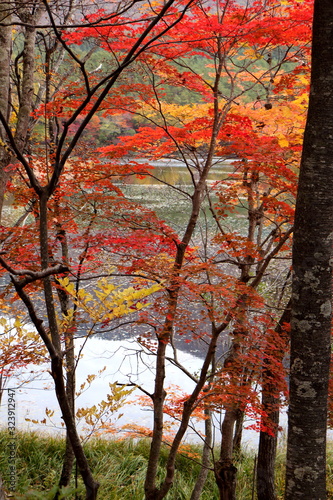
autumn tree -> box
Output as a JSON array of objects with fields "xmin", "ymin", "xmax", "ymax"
[
  {"xmin": 0, "ymin": 1, "xmax": 197, "ymax": 498},
  {"xmin": 88, "ymin": 1, "xmax": 310, "ymax": 498}
]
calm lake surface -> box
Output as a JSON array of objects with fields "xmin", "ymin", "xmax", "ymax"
[
  {"xmin": 0, "ymin": 335, "xmax": 267, "ymax": 447},
  {"xmin": 119, "ymin": 157, "xmax": 248, "ymax": 235}
]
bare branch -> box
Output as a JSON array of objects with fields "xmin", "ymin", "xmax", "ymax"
[{"xmin": 0, "ymin": 255, "xmax": 68, "ymax": 284}]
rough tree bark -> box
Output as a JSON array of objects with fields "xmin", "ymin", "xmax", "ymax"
[{"xmin": 285, "ymin": 1, "xmax": 333, "ymax": 498}]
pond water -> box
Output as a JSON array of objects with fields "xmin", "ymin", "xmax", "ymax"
[
  {"xmin": 0, "ymin": 337, "xmax": 201, "ymax": 438},
  {"xmin": 0, "ymin": 335, "xmax": 267, "ymax": 447},
  {"xmin": 119, "ymin": 157, "xmax": 248, "ymax": 235}
]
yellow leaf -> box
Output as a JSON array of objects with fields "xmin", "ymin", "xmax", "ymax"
[
  {"xmin": 14, "ymin": 318, "xmax": 21, "ymax": 329},
  {"xmin": 278, "ymin": 137, "xmax": 289, "ymax": 148}
]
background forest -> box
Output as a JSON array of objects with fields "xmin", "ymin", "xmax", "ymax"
[{"xmin": 0, "ymin": 0, "xmax": 326, "ymax": 499}]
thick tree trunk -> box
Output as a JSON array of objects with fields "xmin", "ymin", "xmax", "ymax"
[
  {"xmin": 285, "ymin": 1, "xmax": 333, "ymax": 498},
  {"xmin": 14, "ymin": 13, "xmax": 39, "ymax": 152},
  {"xmin": 214, "ymin": 459, "xmax": 237, "ymax": 500}
]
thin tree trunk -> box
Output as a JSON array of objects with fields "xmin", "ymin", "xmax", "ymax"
[
  {"xmin": 257, "ymin": 387, "xmax": 279, "ymax": 500},
  {"xmin": 232, "ymin": 409, "xmax": 244, "ymax": 457},
  {"xmin": 38, "ymin": 192, "xmax": 98, "ymax": 500},
  {"xmin": 145, "ymin": 325, "xmax": 223, "ymax": 500},
  {"xmin": 54, "ymin": 226, "xmax": 76, "ymax": 496},
  {"xmin": 144, "ymin": 339, "xmax": 168, "ymax": 500},
  {"xmin": 51, "ymin": 356, "xmax": 99, "ymax": 500},
  {"xmin": 12, "ymin": 277, "xmax": 99, "ymax": 500},
  {"xmin": 257, "ymin": 299, "xmax": 290, "ymax": 500},
  {"xmin": 215, "ymin": 408, "xmax": 238, "ymax": 500},
  {"xmin": 190, "ymin": 407, "xmax": 213, "ymax": 500},
  {"xmin": 285, "ymin": 1, "xmax": 333, "ymax": 498},
  {"xmin": 144, "ymin": 88, "xmax": 228, "ymax": 499},
  {"xmin": 57, "ymin": 435, "xmax": 75, "ymax": 495}
]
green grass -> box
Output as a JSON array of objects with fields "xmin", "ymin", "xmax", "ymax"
[
  {"xmin": 0, "ymin": 432, "xmax": 219, "ymax": 499},
  {"xmin": 1, "ymin": 431, "xmax": 333, "ymax": 499}
]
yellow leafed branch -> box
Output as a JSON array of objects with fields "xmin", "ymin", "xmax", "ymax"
[{"xmin": 58, "ymin": 276, "xmax": 163, "ymax": 325}]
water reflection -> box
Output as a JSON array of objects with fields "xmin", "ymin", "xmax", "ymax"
[{"xmin": 126, "ymin": 158, "xmax": 237, "ymax": 186}]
